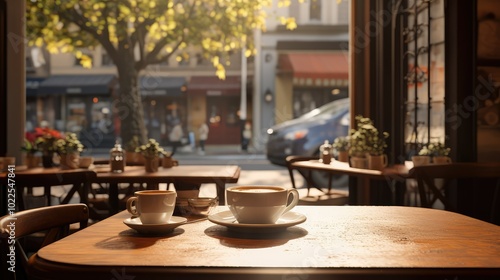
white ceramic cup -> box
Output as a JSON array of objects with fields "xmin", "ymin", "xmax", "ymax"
[
  {"xmin": 226, "ymin": 185, "xmax": 300, "ymax": 224},
  {"xmin": 126, "ymin": 190, "xmax": 177, "ymax": 224}
]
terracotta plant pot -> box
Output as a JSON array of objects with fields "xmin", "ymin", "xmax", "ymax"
[
  {"xmin": 162, "ymin": 157, "xmax": 179, "ymax": 168},
  {"xmin": 25, "ymin": 154, "xmax": 40, "ymax": 169},
  {"xmin": 144, "ymin": 157, "xmax": 160, "ymax": 173},
  {"xmin": 367, "ymin": 154, "xmax": 388, "ymax": 171},
  {"xmin": 350, "ymin": 156, "xmax": 367, "ymax": 169},
  {"xmin": 60, "ymin": 153, "xmax": 80, "ymax": 170},
  {"xmin": 126, "ymin": 151, "xmax": 145, "ymax": 165},
  {"xmin": 411, "ymin": 155, "xmax": 431, "ymax": 167},
  {"xmin": 338, "ymin": 151, "xmax": 349, "ymax": 162},
  {"xmin": 433, "ymin": 156, "xmax": 452, "ymax": 164}
]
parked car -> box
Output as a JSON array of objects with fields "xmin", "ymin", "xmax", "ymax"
[{"xmin": 266, "ymin": 98, "xmax": 350, "ymax": 190}]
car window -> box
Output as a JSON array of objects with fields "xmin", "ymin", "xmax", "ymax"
[{"xmin": 298, "ymin": 98, "xmax": 349, "ymax": 119}]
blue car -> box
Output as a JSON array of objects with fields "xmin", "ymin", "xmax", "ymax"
[
  {"xmin": 266, "ymin": 98, "xmax": 350, "ymax": 189},
  {"xmin": 266, "ymin": 98, "xmax": 350, "ymax": 165}
]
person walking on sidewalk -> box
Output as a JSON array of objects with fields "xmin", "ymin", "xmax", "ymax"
[
  {"xmin": 198, "ymin": 122, "xmax": 209, "ymax": 155},
  {"xmin": 169, "ymin": 120, "xmax": 183, "ymax": 155}
]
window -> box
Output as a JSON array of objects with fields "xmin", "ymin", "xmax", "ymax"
[{"xmin": 310, "ymin": 0, "xmax": 321, "ymax": 21}]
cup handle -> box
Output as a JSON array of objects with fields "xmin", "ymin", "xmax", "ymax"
[
  {"xmin": 126, "ymin": 197, "xmax": 139, "ymax": 217},
  {"xmin": 383, "ymin": 154, "xmax": 388, "ymax": 167},
  {"xmin": 173, "ymin": 160, "xmax": 179, "ymax": 166},
  {"xmin": 283, "ymin": 189, "xmax": 300, "ymax": 214}
]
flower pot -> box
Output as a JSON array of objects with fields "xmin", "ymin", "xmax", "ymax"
[
  {"xmin": 338, "ymin": 151, "xmax": 349, "ymax": 162},
  {"xmin": 350, "ymin": 156, "xmax": 367, "ymax": 169},
  {"xmin": 25, "ymin": 154, "xmax": 40, "ymax": 169},
  {"xmin": 433, "ymin": 156, "xmax": 451, "ymax": 164},
  {"xmin": 411, "ymin": 155, "xmax": 431, "ymax": 167},
  {"xmin": 144, "ymin": 157, "xmax": 160, "ymax": 173},
  {"xmin": 42, "ymin": 153, "xmax": 55, "ymax": 168},
  {"xmin": 60, "ymin": 153, "xmax": 80, "ymax": 170},
  {"xmin": 367, "ymin": 154, "xmax": 388, "ymax": 171},
  {"xmin": 162, "ymin": 157, "xmax": 179, "ymax": 168},
  {"xmin": 126, "ymin": 151, "xmax": 145, "ymax": 165}
]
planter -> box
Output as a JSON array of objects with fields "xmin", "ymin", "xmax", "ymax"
[
  {"xmin": 411, "ymin": 155, "xmax": 431, "ymax": 167},
  {"xmin": 162, "ymin": 157, "xmax": 179, "ymax": 168},
  {"xmin": 126, "ymin": 151, "xmax": 145, "ymax": 165},
  {"xmin": 144, "ymin": 157, "xmax": 160, "ymax": 173},
  {"xmin": 433, "ymin": 156, "xmax": 451, "ymax": 164},
  {"xmin": 338, "ymin": 151, "xmax": 349, "ymax": 162},
  {"xmin": 42, "ymin": 153, "xmax": 55, "ymax": 168},
  {"xmin": 60, "ymin": 153, "xmax": 80, "ymax": 170},
  {"xmin": 367, "ymin": 154, "xmax": 388, "ymax": 171},
  {"xmin": 25, "ymin": 154, "xmax": 40, "ymax": 169},
  {"xmin": 350, "ymin": 156, "xmax": 367, "ymax": 169}
]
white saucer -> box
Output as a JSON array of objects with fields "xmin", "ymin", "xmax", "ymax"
[
  {"xmin": 123, "ymin": 216, "xmax": 187, "ymax": 235},
  {"xmin": 207, "ymin": 211, "xmax": 306, "ymax": 233}
]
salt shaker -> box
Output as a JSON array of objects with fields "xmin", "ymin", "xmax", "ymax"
[
  {"xmin": 319, "ymin": 140, "xmax": 332, "ymax": 164},
  {"xmin": 110, "ymin": 143, "xmax": 125, "ymax": 173}
]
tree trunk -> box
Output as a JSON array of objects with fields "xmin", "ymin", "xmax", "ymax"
[{"xmin": 114, "ymin": 59, "xmax": 148, "ymax": 147}]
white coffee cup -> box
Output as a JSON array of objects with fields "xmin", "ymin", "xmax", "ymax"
[
  {"xmin": 226, "ymin": 185, "xmax": 300, "ymax": 224},
  {"xmin": 126, "ymin": 190, "xmax": 177, "ymax": 224}
]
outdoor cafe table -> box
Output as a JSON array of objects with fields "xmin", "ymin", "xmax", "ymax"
[
  {"xmin": 31, "ymin": 205, "xmax": 500, "ymax": 280},
  {"xmin": 93, "ymin": 165, "xmax": 241, "ymax": 213},
  {"xmin": 290, "ymin": 160, "xmax": 411, "ymax": 205}
]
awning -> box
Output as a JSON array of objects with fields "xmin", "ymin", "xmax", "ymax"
[
  {"xmin": 26, "ymin": 77, "xmax": 45, "ymax": 97},
  {"xmin": 139, "ymin": 76, "xmax": 186, "ymax": 97},
  {"xmin": 38, "ymin": 74, "xmax": 116, "ymax": 95},
  {"xmin": 279, "ymin": 53, "xmax": 349, "ymax": 87},
  {"xmin": 187, "ymin": 76, "xmax": 244, "ymax": 96}
]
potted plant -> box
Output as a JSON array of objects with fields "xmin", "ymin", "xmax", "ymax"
[
  {"xmin": 428, "ymin": 142, "xmax": 451, "ymax": 164},
  {"xmin": 27, "ymin": 127, "xmax": 62, "ymax": 167},
  {"xmin": 124, "ymin": 135, "xmax": 144, "ymax": 165},
  {"xmin": 412, "ymin": 144, "xmax": 432, "ymax": 166},
  {"xmin": 332, "ymin": 136, "xmax": 350, "ymax": 162},
  {"xmin": 349, "ymin": 115, "xmax": 390, "ymax": 170},
  {"xmin": 21, "ymin": 137, "xmax": 40, "ymax": 168},
  {"xmin": 365, "ymin": 129, "xmax": 389, "ymax": 171},
  {"xmin": 55, "ymin": 133, "xmax": 84, "ymax": 169},
  {"xmin": 136, "ymin": 138, "xmax": 167, "ymax": 172}
]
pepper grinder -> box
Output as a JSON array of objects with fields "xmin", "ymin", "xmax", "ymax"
[
  {"xmin": 110, "ymin": 143, "xmax": 125, "ymax": 173},
  {"xmin": 319, "ymin": 140, "xmax": 332, "ymax": 164}
]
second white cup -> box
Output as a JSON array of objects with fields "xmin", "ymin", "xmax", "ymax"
[
  {"xmin": 126, "ymin": 190, "xmax": 177, "ymax": 224},
  {"xmin": 226, "ymin": 185, "xmax": 299, "ymax": 224}
]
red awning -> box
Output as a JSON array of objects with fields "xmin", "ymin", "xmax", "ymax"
[
  {"xmin": 279, "ymin": 53, "xmax": 349, "ymax": 80},
  {"xmin": 188, "ymin": 76, "xmax": 243, "ymax": 96}
]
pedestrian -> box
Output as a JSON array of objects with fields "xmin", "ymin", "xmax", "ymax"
[
  {"xmin": 241, "ymin": 121, "xmax": 252, "ymax": 152},
  {"xmin": 198, "ymin": 122, "xmax": 209, "ymax": 155},
  {"xmin": 169, "ymin": 120, "xmax": 183, "ymax": 155}
]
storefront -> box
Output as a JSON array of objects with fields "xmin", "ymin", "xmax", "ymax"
[
  {"xmin": 139, "ymin": 76, "xmax": 187, "ymax": 146},
  {"xmin": 37, "ymin": 74, "xmax": 117, "ymax": 149},
  {"xmin": 277, "ymin": 52, "xmax": 349, "ymax": 118},
  {"xmin": 187, "ymin": 76, "xmax": 252, "ymax": 145}
]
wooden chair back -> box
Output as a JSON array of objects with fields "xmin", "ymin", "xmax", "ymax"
[
  {"xmin": 15, "ymin": 169, "xmax": 97, "ymax": 210},
  {"xmin": 412, "ymin": 162, "xmax": 500, "ymax": 224},
  {"xmin": 0, "ymin": 204, "xmax": 89, "ymax": 280}
]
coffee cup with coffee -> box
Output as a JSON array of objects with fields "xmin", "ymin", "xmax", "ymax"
[
  {"xmin": 126, "ymin": 190, "xmax": 177, "ymax": 224},
  {"xmin": 226, "ymin": 185, "xmax": 300, "ymax": 224}
]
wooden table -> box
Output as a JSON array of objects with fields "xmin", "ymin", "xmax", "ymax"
[
  {"xmin": 31, "ymin": 206, "xmax": 500, "ymax": 280},
  {"xmin": 93, "ymin": 165, "xmax": 240, "ymax": 213},
  {"xmin": 0, "ymin": 167, "xmax": 95, "ymax": 214},
  {"xmin": 291, "ymin": 160, "xmax": 411, "ymax": 204}
]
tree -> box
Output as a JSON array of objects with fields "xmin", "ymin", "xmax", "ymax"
[{"xmin": 26, "ymin": 0, "xmax": 300, "ymax": 146}]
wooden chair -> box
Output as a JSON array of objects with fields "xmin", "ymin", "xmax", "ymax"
[
  {"xmin": 412, "ymin": 162, "xmax": 500, "ymax": 225},
  {"xmin": 15, "ymin": 170, "xmax": 97, "ymax": 211},
  {"xmin": 0, "ymin": 204, "xmax": 89, "ymax": 280},
  {"xmin": 285, "ymin": 155, "xmax": 348, "ymax": 204}
]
